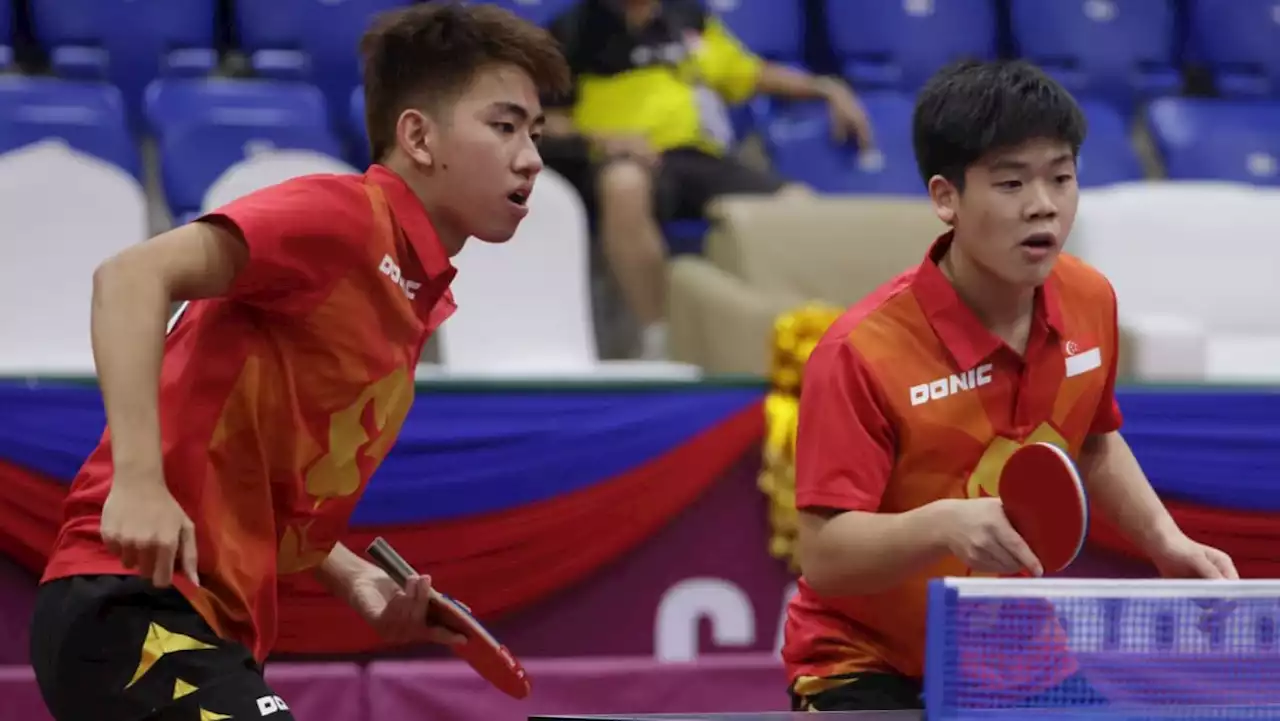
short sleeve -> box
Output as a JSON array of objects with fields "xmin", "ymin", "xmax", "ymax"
[
  {"xmin": 794, "ymin": 339, "xmax": 897, "ymax": 512},
  {"xmin": 198, "ymin": 176, "xmax": 372, "ymax": 316},
  {"xmin": 1089, "ymin": 281, "xmax": 1124, "ymax": 435},
  {"xmin": 694, "ymin": 18, "xmax": 764, "ymax": 105}
]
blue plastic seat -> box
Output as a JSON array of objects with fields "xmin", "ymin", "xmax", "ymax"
[
  {"xmin": 144, "ymin": 79, "xmax": 344, "ymax": 216},
  {"xmin": 144, "ymin": 77, "xmax": 329, "ymax": 134},
  {"xmin": 1009, "ymin": 0, "xmax": 1180, "ymax": 106},
  {"xmin": 234, "ymin": 2, "xmax": 309, "ymax": 82},
  {"xmin": 1145, "ymin": 98, "xmax": 1280, "ymax": 186},
  {"xmin": 1077, "ymin": 100, "xmax": 1144, "ymax": 187},
  {"xmin": 232, "ymin": 0, "xmax": 409, "ymax": 121},
  {"xmin": 480, "ymin": 0, "xmax": 580, "ymax": 27},
  {"xmin": 826, "ymin": 0, "xmax": 998, "ymax": 91},
  {"xmin": 350, "ymin": 86, "xmax": 370, "ymax": 168},
  {"xmin": 708, "ymin": 0, "xmax": 802, "ymax": 63},
  {"xmin": 763, "ymin": 92, "xmax": 923, "ymax": 195},
  {"xmin": 1188, "ymin": 0, "xmax": 1280, "ymax": 98},
  {"xmin": 28, "ymin": 0, "xmax": 218, "ymax": 122},
  {"xmin": 0, "ymin": 76, "xmax": 140, "ymax": 179}
]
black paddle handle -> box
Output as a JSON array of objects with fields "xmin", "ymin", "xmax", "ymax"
[{"xmin": 366, "ymin": 536, "xmax": 416, "ymax": 587}]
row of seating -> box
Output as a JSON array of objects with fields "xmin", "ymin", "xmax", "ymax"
[
  {"xmin": 3, "ymin": 0, "xmax": 1279, "ymax": 121},
  {"xmin": 2, "ymin": 75, "xmax": 1277, "ymax": 215}
]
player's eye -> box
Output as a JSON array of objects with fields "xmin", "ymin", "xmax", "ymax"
[
  {"xmin": 1055, "ymin": 174, "xmax": 1075, "ymax": 184},
  {"xmin": 530, "ymin": 132, "xmax": 544, "ymax": 144},
  {"xmin": 995, "ymin": 180, "xmax": 1022, "ymax": 190},
  {"xmin": 491, "ymin": 122, "xmax": 517, "ymax": 135}
]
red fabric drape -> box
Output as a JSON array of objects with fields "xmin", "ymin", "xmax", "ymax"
[
  {"xmin": 1088, "ymin": 498, "xmax": 1280, "ymax": 578},
  {"xmin": 0, "ymin": 458, "xmax": 65, "ymax": 572},
  {"xmin": 274, "ymin": 405, "xmax": 763, "ymax": 654},
  {"xmin": 0, "ymin": 405, "xmax": 764, "ymax": 655}
]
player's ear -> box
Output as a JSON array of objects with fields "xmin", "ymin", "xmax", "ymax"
[
  {"xmin": 395, "ymin": 108, "xmax": 436, "ymax": 169},
  {"xmin": 928, "ymin": 175, "xmax": 959, "ymax": 226}
]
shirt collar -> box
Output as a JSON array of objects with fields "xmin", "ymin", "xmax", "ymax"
[
  {"xmin": 365, "ymin": 164, "xmax": 454, "ymax": 282},
  {"xmin": 912, "ymin": 232, "xmax": 1064, "ymax": 370}
]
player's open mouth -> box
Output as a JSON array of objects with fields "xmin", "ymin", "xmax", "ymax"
[
  {"xmin": 1019, "ymin": 232, "xmax": 1056, "ymax": 249},
  {"xmin": 507, "ymin": 191, "xmax": 529, "ymax": 206}
]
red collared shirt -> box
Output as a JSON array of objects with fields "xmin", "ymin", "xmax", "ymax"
[
  {"xmin": 43, "ymin": 165, "xmax": 455, "ymax": 662},
  {"xmin": 783, "ymin": 233, "xmax": 1122, "ymax": 688}
]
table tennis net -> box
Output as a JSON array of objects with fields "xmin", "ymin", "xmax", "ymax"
[{"xmin": 925, "ymin": 578, "xmax": 1280, "ymax": 720}]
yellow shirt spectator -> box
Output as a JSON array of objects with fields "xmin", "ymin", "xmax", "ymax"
[{"xmin": 548, "ymin": 0, "xmax": 763, "ymax": 155}]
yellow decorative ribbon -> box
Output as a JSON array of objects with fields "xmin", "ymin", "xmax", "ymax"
[{"xmin": 758, "ymin": 303, "xmax": 843, "ymax": 571}]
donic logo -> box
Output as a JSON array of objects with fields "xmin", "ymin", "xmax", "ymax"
[{"xmin": 910, "ymin": 363, "xmax": 993, "ymax": 406}]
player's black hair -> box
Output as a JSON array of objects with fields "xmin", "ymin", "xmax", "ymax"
[
  {"xmin": 911, "ymin": 59, "xmax": 1087, "ymax": 190},
  {"xmin": 359, "ymin": 2, "xmax": 572, "ymax": 163}
]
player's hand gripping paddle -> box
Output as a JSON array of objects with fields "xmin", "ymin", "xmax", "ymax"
[
  {"xmin": 366, "ymin": 537, "xmax": 531, "ymax": 699},
  {"xmin": 998, "ymin": 442, "xmax": 1089, "ymax": 575}
]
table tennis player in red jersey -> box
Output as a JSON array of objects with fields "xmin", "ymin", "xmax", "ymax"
[
  {"xmin": 781, "ymin": 59, "xmax": 1239, "ymax": 713},
  {"xmin": 27, "ymin": 6, "xmax": 570, "ymax": 721}
]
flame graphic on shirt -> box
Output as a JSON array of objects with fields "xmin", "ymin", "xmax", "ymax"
[{"xmin": 964, "ymin": 424, "xmax": 1070, "ymax": 500}]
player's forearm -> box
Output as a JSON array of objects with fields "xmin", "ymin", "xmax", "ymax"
[
  {"xmin": 90, "ymin": 258, "xmax": 170, "ymax": 487},
  {"xmin": 797, "ymin": 503, "xmax": 953, "ymax": 596},
  {"xmin": 314, "ymin": 542, "xmax": 377, "ymax": 601},
  {"xmin": 1079, "ymin": 431, "xmax": 1182, "ymax": 556}
]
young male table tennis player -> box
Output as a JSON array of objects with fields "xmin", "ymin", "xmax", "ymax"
[
  {"xmin": 782, "ymin": 59, "xmax": 1238, "ymax": 712},
  {"xmin": 28, "ymin": 5, "xmax": 569, "ymax": 721}
]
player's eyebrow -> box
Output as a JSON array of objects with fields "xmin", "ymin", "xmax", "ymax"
[
  {"xmin": 491, "ymin": 101, "xmax": 545, "ymax": 128},
  {"xmin": 988, "ymin": 152, "xmax": 1074, "ymax": 172},
  {"xmin": 987, "ymin": 158, "xmax": 1030, "ymax": 172}
]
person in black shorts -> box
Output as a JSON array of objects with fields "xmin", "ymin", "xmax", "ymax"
[
  {"xmin": 29, "ymin": 4, "xmax": 570, "ymax": 720},
  {"xmin": 543, "ymin": 0, "xmax": 875, "ymax": 360},
  {"xmin": 31, "ymin": 575, "xmax": 290, "ymax": 721}
]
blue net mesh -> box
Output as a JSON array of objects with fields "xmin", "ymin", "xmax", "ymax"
[{"xmin": 925, "ymin": 579, "xmax": 1280, "ymax": 721}]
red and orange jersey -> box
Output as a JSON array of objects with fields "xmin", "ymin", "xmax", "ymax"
[
  {"xmin": 783, "ymin": 234, "xmax": 1121, "ymax": 690},
  {"xmin": 44, "ymin": 166, "xmax": 454, "ymax": 662}
]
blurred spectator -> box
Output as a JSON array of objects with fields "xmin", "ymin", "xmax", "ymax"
[{"xmin": 542, "ymin": 0, "xmax": 875, "ymax": 360}]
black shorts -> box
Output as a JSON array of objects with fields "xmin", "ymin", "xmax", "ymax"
[
  {"xmin": 29, "ymin": 574, "xmax": 295, "ymax": 721},
  {"xmin": 540, "ymin": 138, "xmax": 786, "ymax": 224},
  {"xmin": 650, "ymin": 147, "xmax": 786, "ymax": 221},
  {"xmin": 789, "ymin": 672, "xmax": 924, "ymax": 712},
  {"xmin": 789, "ymin": 670, "xmax": 1109, "ymax": 712}
]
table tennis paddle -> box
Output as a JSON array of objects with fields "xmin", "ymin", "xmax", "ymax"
[
  {"xmin": 998, "ymin": 441, "xmax": 1089, "ymax": 575},
  {"xmin": 365, "ymin": 537, "xmax": 531, "ymax": 699}
]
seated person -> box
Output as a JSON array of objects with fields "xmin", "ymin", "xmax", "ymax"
[{"xmin": 542, "ymin": 0, "xmax": 874, "ymax": 359}]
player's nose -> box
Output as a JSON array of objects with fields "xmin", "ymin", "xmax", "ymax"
[
  {"xmin": 1024, "ymin": 181, "xmax": 1058, "ymax": 220},
  {"xmin": 514, "ymin": 141, "xmax": 543, "ymax": 178}
]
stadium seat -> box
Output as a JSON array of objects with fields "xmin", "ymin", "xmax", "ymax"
[
  {"xmin": 144, "ymin": 79, "xmax": 345, "ymax": 217},
  {"xmin": 481, "ymin": 0, "xmax": 580, "ymax": 27},
  {"xmin": 0, "ymin": 0, "xmax": 13, "ymax": 70},
  {"xmin": 440, "ymin": 167, "xmax": 700, "ymax": 379},
  {"xmin": 232, "ymin": 0, "xmax": 408, "ymax": 122},
  {"xmin": 233, "ymin": 3, "xmax": 309, "ymax": 82},
  {"xmin": 350, "ymin": 86, "xmax": 370, "ymax": 168},
  {"xmin": 763, "ymin": 93, "xmax": 923, "ymax": 195},
  {"xmin": 707, "ymin": 0, "xmax": 803, "ymax": 63},
  {"xmin": 1145, "ymin": 98, "xmax": 1280, "ymax": 186},
  {"xmin": 1077, "ymin": 100, "xmax": 1143, "ymax": 187},
  {"xmin": 1188, "ymin": 0, "xmax": 1280, "ymax": 98},
  {"xmin": 0, "ymin": 141, "xmax": 149, "ymax": 375},
  {"xmin": 28, "ymin": 0, "xmax": 218, "ymax": 120},
  {"xmin": 0, "ymin": 76, "xmax": 140, "ymax": 179},
  {"xmin": 1009, "ymin": 0, "xmax": 1180, "ymax": 106},
  {"xmin": 826, "ymin": 0, "xmax": 998, "ymax": 91}
]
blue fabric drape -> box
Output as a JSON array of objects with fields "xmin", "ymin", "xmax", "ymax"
[{"xmin": 2, "ymin": 381, "xmax": 1277, "ymax": 520}]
